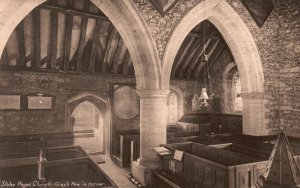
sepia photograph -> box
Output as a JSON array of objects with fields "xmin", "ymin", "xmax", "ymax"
[{"xmin": 0, "ymin": 0, "xmax": 299, "ymax": 187}]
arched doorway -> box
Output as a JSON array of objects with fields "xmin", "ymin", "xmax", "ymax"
[
  {"xmin": 162, "ymin": 0, "xmax": 267, "ymax": 136},
  {"xmin": 71, "ymin": 101, "xmax": 104, "ymax": 154},
  {"xmin": 67, "ymin": 93, "xmax": 111, "ymax": 154}
]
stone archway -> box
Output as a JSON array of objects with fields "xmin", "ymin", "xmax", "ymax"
[
  {"xmin": 162, "ymin": 0, "xmax": 267, "ymax": 136},
  {"xmin": 66, "ymin": 92, "xmax": 111, "ymax": 154},
  {"xmin": 0, "ymin": 0, "xmax": 161, "ymax": 90}
]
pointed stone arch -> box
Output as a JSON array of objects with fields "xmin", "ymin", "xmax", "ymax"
[
  {"xmin": 66, "ymin": 92, "xmax": 111, "ymax": 154},
  {"xmin": 0, "ymin": 0, "xmax": 161, "ymax": 90},
  {"xmin": 162, "ymin": 0, "xmax": 267, "ymax": 136}
]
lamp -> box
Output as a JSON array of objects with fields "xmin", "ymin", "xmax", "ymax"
[{"xmin": 198, "ymin": 7, "xmax": 210, "ymax": 106}]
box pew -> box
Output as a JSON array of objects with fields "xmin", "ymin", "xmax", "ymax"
[
  {"xmin": 179, "ymin": 113, "xmax": 243, "ymax": 135},
  {"xmin": 112, "ymin": 124, "xmax": 208, "ymax": 167},
  {"xmin": 157, "ymin": 142, "xmax": 278, "ymax": 188},
  {"xmin": 112, "ymin": 129, "xmax": 140, "ymax": 167}
]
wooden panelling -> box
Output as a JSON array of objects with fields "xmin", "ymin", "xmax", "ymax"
[
  {"xmin": 158, "ymin": 142, "xmax": 276, "ymax": 188},
  {"xmin": 112, "ymin": 129, "xmax": 140, "ymax": 167},
  {"xmin": 179, "ymin": 113, "xmax": 243, "ymax": 135}
]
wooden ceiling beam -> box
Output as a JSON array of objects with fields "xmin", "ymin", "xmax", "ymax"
[
  {"xmin": 128, "ymin": 62, "xmax": 134, "ymax": 75},
  {"xmin": 95, "ymin": 44, "xmax": 104, "ymax": 72},
  {"xmin": 197, "ymin": 42, "xmax": 224, "ymax": 80},
  {"xmin": 49, "ymin": 10, "xmax": 59, "ymax": 70},
  {"xmin": 171, "ymin": 37, "xmax": 197, "ymax": 78},
  {"xmin": 40, "ymin": 4, "xmax": 108, "ymax": 21},
  {"xmin": 0, "ymin": 46, "xmax": 8, "ymax": 66},
  {"xmin": 113, "ymin": 40, "xmax": 127, "ymax": 74},
  {"xmin": 111, "ymin": 36, "xmax": 123, "ymax": 73},
  {"xmin": 76, "ymin": 2, "xmax": 90, "ymax": 72},
  {"xmin": 32, "ymin": 9, "xmax": 41, "ymax": 69},
  {"xmin": 107, "ymin": 33, "xmax": 121, "ymax": 72},
  {"xmin": 208, "ymin": 43, "xmax": 225, "ymax": 70},
  {"xmin": 127, "ymin": 57, "xmax": 133, "ymax": 75},
  {"xmin": 17, "ymin": 21, "xmax": 26, "ymax": 67},
  {"xmin": 170, "ymin": 37, "xmax": 191, "ymax": 78},
  {"xmin": 193, "ymin": 39, "xmax": 220, "ymax": 79},
  {"xmin": 62, "ymin": 5, "xmax": 74, "ymax": 71},
  {"xmin": 173, "ymin": 22, "xmax": 214, "ymax": 79},
  {"xmin": 76, "ymin": 16, "xmax": 88, "ymax": 72},
  {"xmin": 186, "ymin": 38, "xmax": 212, "ymax": 79},
  {"xmin": 179, "ymin": 41, "xmax": 203, "ymax": 78},
  {"xmin": 95, "ymin": 46, "xmax": 103, "ymax": 72},
  {"xmin": 187, "ymin": 21, "xmax": 206, "ymax": 38},
  {"xmin": 179, "ymin": 34, "xmax": 218, "ymax": 79},
  {"xmin": 102, "ymin": 25, "xmax": 115, "ymax": 73},
  {"xmin": 89, "ymin": 19, "xmax": 103, "ymax": 72},
  {"xmin": 118, "ymin": 45, "xmax": 129, "ymax": 74},
  {"xmin": 122, "ymin": 50, "xmax": 130, "ymax": 75}
]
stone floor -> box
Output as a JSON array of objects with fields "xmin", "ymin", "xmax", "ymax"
[
  {"xmin": 73, "ymin": 136, "xmax": 136, "ymax": 188},
  {"xmin": 74, "ymin": 135, "xmax": 104, "ymax": 154},
  {"xmin": 73, "ymin": 126, "xmax": 104, "ymax": 154},
  {"xmin": 98, "ymin": 154, "xmax": 136, "ymax": 188}
]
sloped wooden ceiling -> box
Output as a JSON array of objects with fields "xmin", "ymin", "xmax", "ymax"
[
  {"xmin": 0, "ymin": 0, "xmax": 230, "ymax": 81},
  {"xmin": 0, "ymin": 0, "xmax": 135, "ymax": 75},
  {"xmin": 171, "ymin": 20, "xmax": 229, "ymax": 80}
]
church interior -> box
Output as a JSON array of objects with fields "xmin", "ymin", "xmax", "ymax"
[{"xmin": 0, "ymin": 0, "xmax": 300, "ymax": 187}]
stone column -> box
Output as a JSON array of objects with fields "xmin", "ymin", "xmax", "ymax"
[{"xmin": 132, "ymin": 89, "xmax": 169, "ymax": 185}]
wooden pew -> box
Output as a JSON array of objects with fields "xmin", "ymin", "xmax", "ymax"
[{"xmin": 155, "ymin": 142, "xmax": 282, "ymax": 188}]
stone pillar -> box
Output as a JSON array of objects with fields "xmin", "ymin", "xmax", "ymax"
[{"xmin": 132, "ymin": 89, "xmax": 169, "ymax": 185}]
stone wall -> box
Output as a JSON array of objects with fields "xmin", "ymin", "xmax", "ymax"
[
  {"xmin": 0, "ymin": 69, "xmax": 198, "ymax": 136},
  {"xmin": 223, "ymin": 0, "xmax": 281, "ymax": 134},
  {"xmin": 132, "ymin": 0, "xmax": 295, "ymax": 135},
  {"xmin": 278, "ymin": 0, "xmax": 300, "ymax": 136},
  {"xmin": 209, "ymin": 49, "xmax": 233, "ymax": 112},
  {"xmin": 0, "ymin": 70, "xmax": 130, "ymax": 136},
  {"xmin": 133, "ymin": 0, "xmax": 203, "ymax": 58}
]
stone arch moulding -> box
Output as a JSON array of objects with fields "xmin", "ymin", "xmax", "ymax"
[
  {"xmin": 162, "ymin": 0, "xmax": 267, "ymax": 136},
  {"xmin": 222, "ymin": 62, "xmax": 236, "ymax": 113},
  {"xmin": 66, "ymin": 92, "xmax": 112, "ymax": 154},
  {"xmin": 0, "ymin": 0, "xmax": 161, "ymax": 90}
]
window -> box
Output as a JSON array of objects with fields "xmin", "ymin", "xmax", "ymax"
[
  {"xmin": 233, "ymin": 75, "xmax": 243, "ymax": 112},
  {"xmin": 168, "ymin": 92, "xmax": 179, "ymax": 124}
]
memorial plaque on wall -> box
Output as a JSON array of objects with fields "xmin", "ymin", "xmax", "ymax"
[
  {"xmin": 27, "ymin": 96, "xmax": 53, "ymax": 109},
  {"xmin": 114, "ymin": 86, "xmax": 139, "ymax": 119},
  {"xmin": 0, "ymin": 95, "xmax": 21, "ymax": 110}
]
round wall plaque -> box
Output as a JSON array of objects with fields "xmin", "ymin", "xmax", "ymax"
[{"xmin": 114, "ymin": 86, "xmax": 139, "ymax": 119}]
